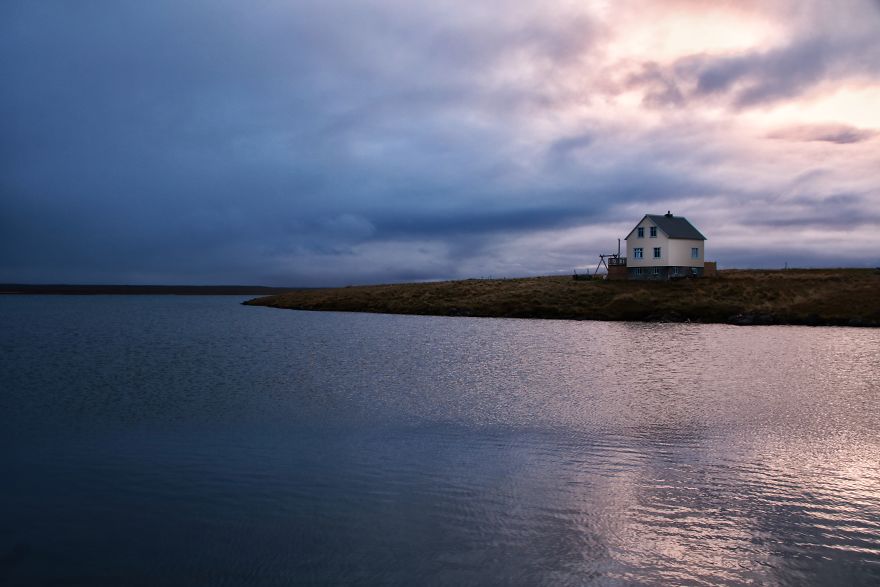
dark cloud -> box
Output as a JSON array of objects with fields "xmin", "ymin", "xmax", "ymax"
[
  {"xmin": 547, "ymin": 134, "xmax": 596, "ymax": 159},
  {"xmin": 625, "ymin": 63, "xmax": 686, "ymax": 108},
  {"xmin": 767, "ymin": 124, "xmax": 877, "ymax": 144},
  {"xmin": 687, "ymin": 39, "xmax": 858, "ymax": 108}
]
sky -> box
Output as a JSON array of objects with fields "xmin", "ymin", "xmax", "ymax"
[{"xmin": 2, "ymin": 0, "xmax": 879, "ymax": 286}]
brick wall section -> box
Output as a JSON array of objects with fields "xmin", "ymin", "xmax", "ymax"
[{"xmin": 608, "ymin": 265, "xmax": 628, "ymax": 281}]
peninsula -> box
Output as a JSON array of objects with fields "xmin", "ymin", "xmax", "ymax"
[{"xmin": 244, "ymin": 268, "xmax": 879, "ymax": 327}]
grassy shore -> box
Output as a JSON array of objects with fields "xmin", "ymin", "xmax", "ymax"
[{"xmin": 244, "ymin": 269, "xmax": 880, "ymax": 326}]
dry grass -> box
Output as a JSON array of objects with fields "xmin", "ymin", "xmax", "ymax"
[{"xmin": 244, "ymin": 269, "xmax": 880, "ymax": 326}]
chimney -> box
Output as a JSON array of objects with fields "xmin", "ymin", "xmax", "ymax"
[{"xmin": 665, "ymin": 210, "xmax": 673, "ymax": 217}]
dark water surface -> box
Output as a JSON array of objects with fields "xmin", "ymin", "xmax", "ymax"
[{"xmin": 1, "ymin": 296, "xmax": 878, "ymax": 585}]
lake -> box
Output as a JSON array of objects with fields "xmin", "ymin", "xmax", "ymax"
[{"xmin": 1, "ymin": 296, "xmax": 878, "ymax": 585}]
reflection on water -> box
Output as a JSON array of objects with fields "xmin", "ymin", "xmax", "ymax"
[{"xmin": 1, "ymin": 296, "xmax": 878, "ymax": 585}]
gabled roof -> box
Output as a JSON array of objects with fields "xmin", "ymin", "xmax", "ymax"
[{"xmin": 625, "ymin": 213, "xmax": 707, "ymax": 240}]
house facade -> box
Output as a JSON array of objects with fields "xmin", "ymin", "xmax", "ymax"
[{"xmin": 624, "ymin": 212, "xmax": 706, "ymax": 280}]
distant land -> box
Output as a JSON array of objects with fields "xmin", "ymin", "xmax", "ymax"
[
  {"xmin": 0, "ymin": 284, "xmax": 302, "ymax": 295},
  {"xmin": 244, "ymin": 269, "xmax": 880, "ymax": 327}
]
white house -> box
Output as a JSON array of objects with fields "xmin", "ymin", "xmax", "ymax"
[{"xmin": 624, "ymin": 212, "xmax": 706, "ymax": 279}]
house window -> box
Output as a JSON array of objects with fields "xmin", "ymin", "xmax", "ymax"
[
  {"xmin": 637, "ymin": 227, "xmax": 644, "ymax": 238},
  {"xmin": 652, "ymin": 267, "xmax": 660, "ymax": 275},
  {"xmin": 649, "ymin": 226, "xmax": 657, "ymax": 237},
  {"xmin": 634, "ymin": 247, "xmax": 643, "ymax": 259},
  {"xmin": 634, "ymin": 268, "xmax": 642, "ymax": 275},
  {"xmin": 653, "ymin": 247, "xmax": 661, "ymax": 258},
  {"xmin": 691, "ymin": 247, "xmax": 699, "ymax": 259},
  {"xmin": 691, "ymin": 268, "xmax": 698, "ymax": 275}
]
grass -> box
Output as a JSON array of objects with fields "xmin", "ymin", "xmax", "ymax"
[{"xmin": 243, "ymin": 269, "xmax": 880, "ymax": 326}]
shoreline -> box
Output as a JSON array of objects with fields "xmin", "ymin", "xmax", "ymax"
[{"xmin": 243, "ymin": 268, "xmax": 880, "ymax": 327}]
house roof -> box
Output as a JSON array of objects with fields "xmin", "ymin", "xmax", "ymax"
[{"xmin": 625, "ymin": 213, "xmax": 707, "ymax": 240}]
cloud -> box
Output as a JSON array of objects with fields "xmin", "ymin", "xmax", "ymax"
[
  {"xmin": 616, "ymin": 0, "xmax": 880, "ymax": 110},
  {"xmin": 624, "ymin": 63, "xmax": 686, "ymax": 109},
  {"xmin": 1, "ymin": 0, "xmax": 879, "ymax": 286},
  {"xmin": 767, "ymin": 124, "xmax": 878, "ymax": 144},
  {"xmin": 689, "ymin": 39, "xmax": 879, "ymax": 108}
]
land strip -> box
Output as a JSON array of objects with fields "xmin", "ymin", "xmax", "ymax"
[{"xmin": 244, "ymin": 269, "xmax": 880, "ymax": 327}]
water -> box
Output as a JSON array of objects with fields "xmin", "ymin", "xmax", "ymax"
[{"xmin": 1, "ymin": 296, "xmax": 878, "ymax": 586}]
